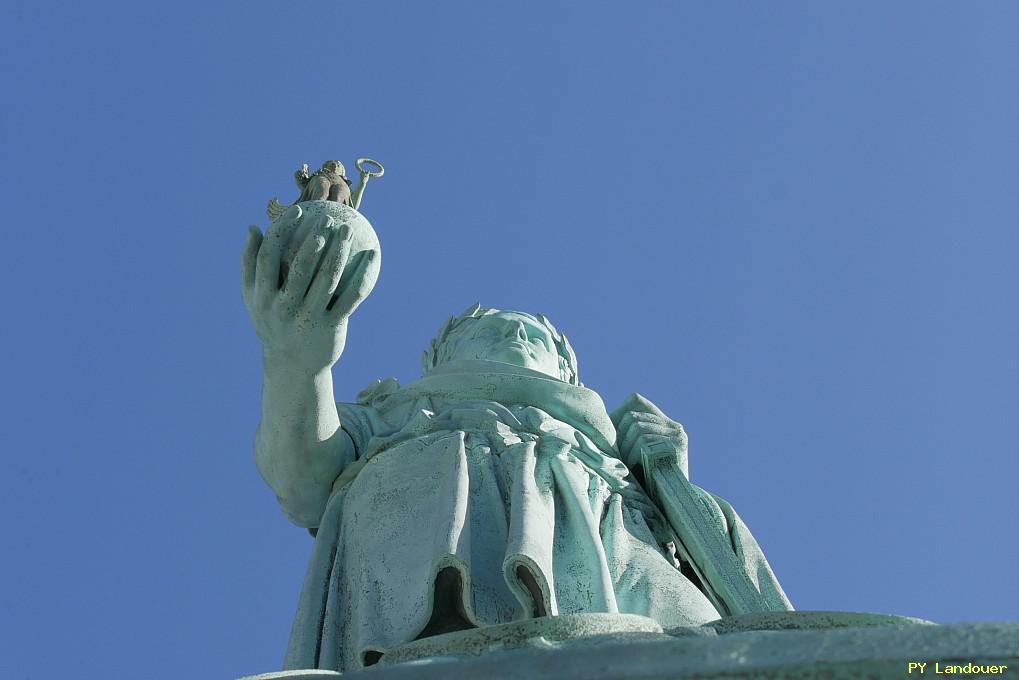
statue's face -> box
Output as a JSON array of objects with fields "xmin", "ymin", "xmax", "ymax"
[
  {"xmin": 447, "ymin": 311, "xmax": 561, "ymax": 378},
  {"xmin": 322, "ymin": 160, "xmax": 345, "ymax": 177}
]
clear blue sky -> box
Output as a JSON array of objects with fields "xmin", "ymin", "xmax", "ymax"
[{"xmin": 2, "ymin": 3, "xmax": 1017, "ymax": 678}]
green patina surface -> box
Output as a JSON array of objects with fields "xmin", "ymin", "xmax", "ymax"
[
  {"xmin": 238, "ymin": 617, "xmax": 1019, "ymax": 680},
  {"xmin": 241, "ymin": 195, "xmax": 792, "ymax": 674},
  {"xmin": 240, "ymin": 186, "xmax": 1008, "ymax": 680}
]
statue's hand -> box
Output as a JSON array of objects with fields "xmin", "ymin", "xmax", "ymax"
[
  {"xmin": 241, "ymin": 205, "xmax": 373, "ymax": 371},
  {"xmin": 610, "ymin": 393, "xmax": 689, "ymax": 476}
]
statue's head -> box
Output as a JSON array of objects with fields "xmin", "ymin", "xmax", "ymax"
[
  {"xmin": 319, "ymin": 160, "xmax": 347, "ymax": 179},
  {"xmin": 422, "ymin": 304, "xmax": 579, "ymax": 385}
]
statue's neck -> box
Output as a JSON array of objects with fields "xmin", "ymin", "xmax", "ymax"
[
  {"xmin": 383, "ymin": 360, "xmax": 617, "ymax": 454},
  {"xmin": 424, "ymin": 359, "xmax": 561, "ymax": 382}
]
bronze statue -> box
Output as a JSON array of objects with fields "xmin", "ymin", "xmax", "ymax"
[{"xmin": 267, "ymin": 158, "xmax": 385, "ymax": 220}]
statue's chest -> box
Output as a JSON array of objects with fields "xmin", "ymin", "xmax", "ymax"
[{"xmin": 374, "ymin": 399, "xmax": 590, "ymax": 456}]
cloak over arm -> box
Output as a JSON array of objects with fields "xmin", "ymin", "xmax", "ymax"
[{"xmin": 641, "ymin": 452, "xmax": 793, "ymax": 616}]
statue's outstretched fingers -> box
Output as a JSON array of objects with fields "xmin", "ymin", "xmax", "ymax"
[
  {"xmin": 305, "ymin": 223, "xmax": 352, "ymax": 314},
  {"xmin": 615, "ymin": 410, "xmax": 650, "ymax": 447},
  {"xmin": 329, "ymin": 250, "xmax": 377, "ymax": 319},
  {"xmin": 621, "ymin": 418, "xmax": 676, "ymax": 457},
  {"xmin": 610, "ymin": 392, "xmax": 664, "ymax": 427},
  {"xmin": 281, "ymin": 216, "xmax": 331, "ymax": 309},
  {"xmin": 627, "ymin": 392, "xmax": 668, "ymax": 417},
  {"xmin": 241, "ymin": 226, "xmax": 263, "ymax": 305},
  {"xmin": 255, "ymin": 205, "xmax": 303, "ymax": 306},
  {"xmin": 609, "ymin": 399, "xmax": 632, "ymax": 428},
  {"xmin": 615, "ymin": 410, "xmax": 665, "ymax": 446}
]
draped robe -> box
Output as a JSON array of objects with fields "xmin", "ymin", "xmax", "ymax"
[{"xmin": 281, "ymin": 361, "xmax": 790, "ymax": 672}]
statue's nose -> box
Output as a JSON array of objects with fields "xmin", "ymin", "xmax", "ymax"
[{"xmin": 505, "ymin": 322, "xmax": 527, "ymax": 341}]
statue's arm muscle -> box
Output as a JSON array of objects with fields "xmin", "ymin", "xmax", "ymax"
[
  {"xmin": 254, "ymin": 360, "xmax": 356, "ymax": 528},
  {"xmin": 242, "ymin": 204, "xmax": 376, "ymax": 529}
]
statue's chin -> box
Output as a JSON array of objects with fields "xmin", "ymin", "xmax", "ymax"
[
  {"xmin": 484, "ymin": 346, "xmax": 532, "ymax": 365},
  {"xmin": 431, "ymin": 358, "xmax": 561, "ymax": 381},
  {"xmin": 480, "ymin": 347, "xmax": 560, "ymax": 375}
]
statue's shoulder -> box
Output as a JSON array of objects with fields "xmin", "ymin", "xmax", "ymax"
[
  {"xmin": 335, "ymin": 401, "xmax": 373, "ymax": 457},
  {"xmin": 336, "ymin": 377, "xmax": 403, "ymax": 456},
  {"xmin": 356, "ymin": 377, "xmax": 401, "ymax": 407}
]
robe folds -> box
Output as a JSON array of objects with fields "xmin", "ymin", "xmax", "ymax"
[{"xmin": 282, "ymin": 361, "xmax": 790, "ymax": 672}]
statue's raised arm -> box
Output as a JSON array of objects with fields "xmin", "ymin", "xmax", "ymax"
[{"xmin": 240, "ymin": 194, "xmax": 381, "ymax": 527}]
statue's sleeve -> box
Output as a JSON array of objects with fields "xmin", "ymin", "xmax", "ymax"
[
  {"xmin": 708, "ymin": 492, "xmax": 794, "ymax": 611},
  {"xmin": 301, "ymin": 403, "xmax": 378, "ymax": 538},
  {"xmin": 336, "ymin": 401, "xmax": 377, "ymax": 457},
  {"xmin": 316, "ymin": 401, "xmax": 385, "ymax": 494},
  {"xmin": 641, "ymin": 453, "xmax": 794, "ymax": 615}
]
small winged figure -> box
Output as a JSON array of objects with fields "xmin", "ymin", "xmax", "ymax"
[{"xmin": 267, "ymin": 160, "xmax": 353, "ymax": 220}]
